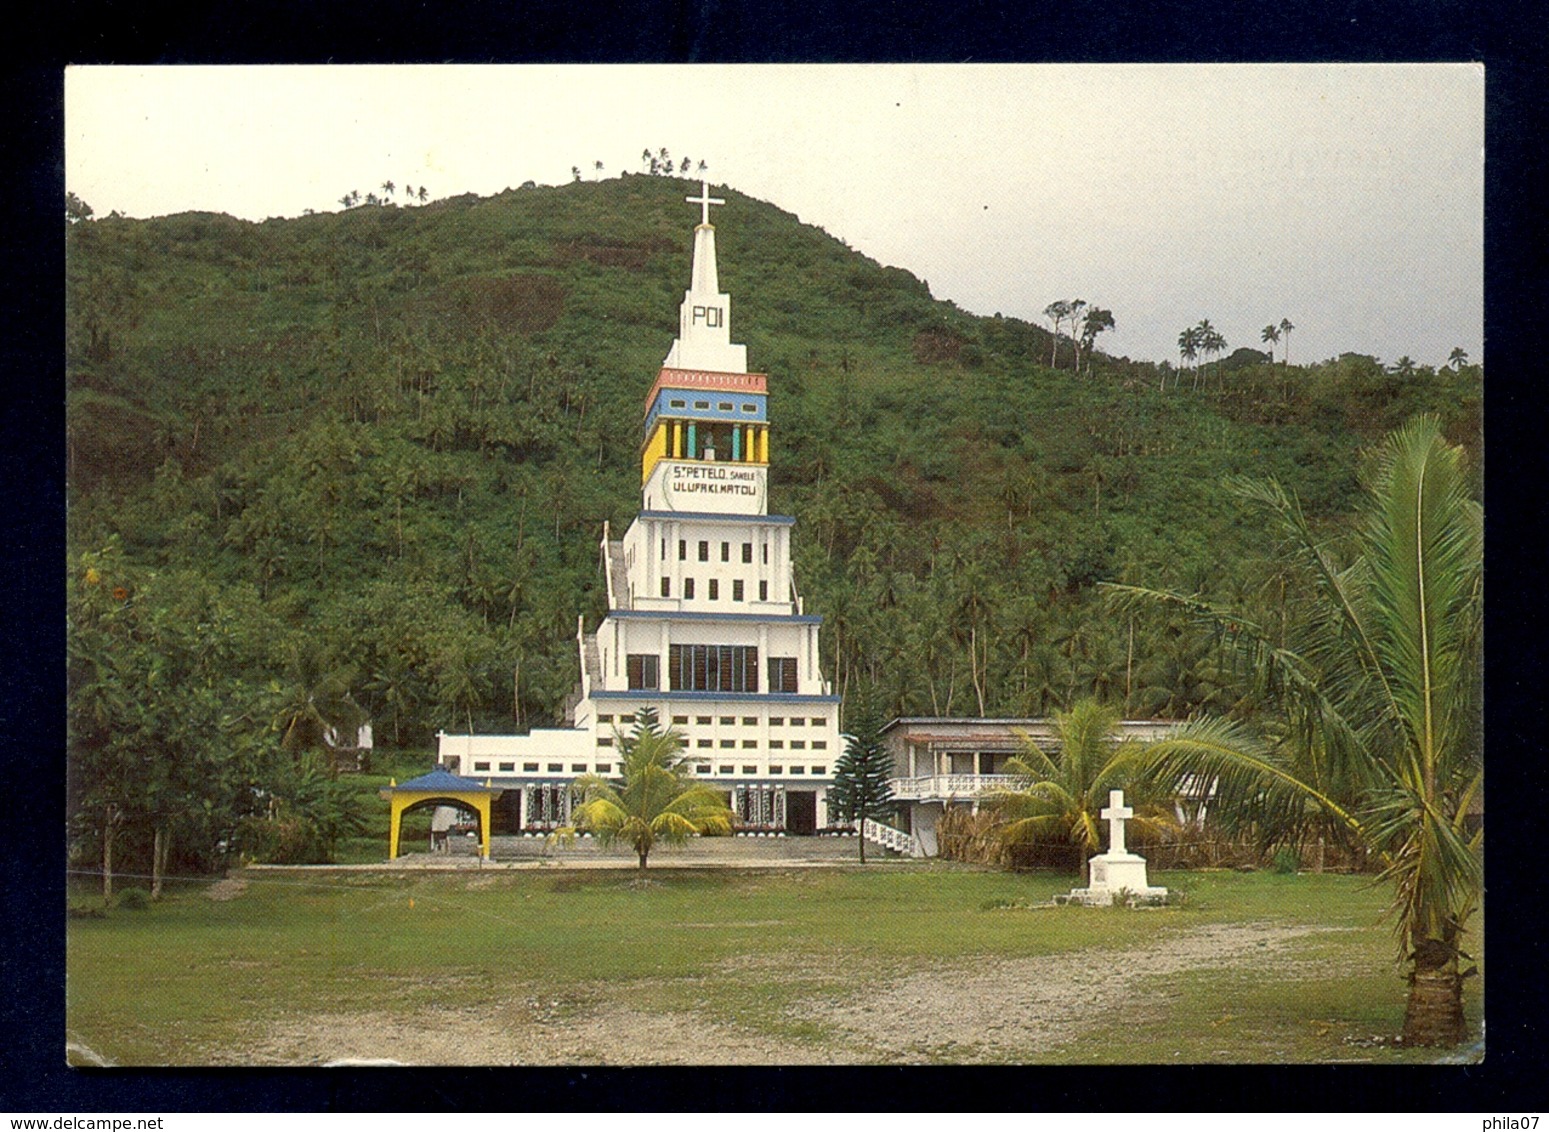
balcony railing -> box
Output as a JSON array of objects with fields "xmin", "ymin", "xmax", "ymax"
[{"xmin": 888, "ymin": 774, "xmax": 1029, "ymax": 801}]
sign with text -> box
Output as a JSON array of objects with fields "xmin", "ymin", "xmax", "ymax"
[{"xmin": 645, "ymin": 460, "xmax": 768, "ymax": 514}]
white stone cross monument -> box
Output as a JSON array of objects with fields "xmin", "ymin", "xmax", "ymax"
[
  {"xmin": 1063, "ymin": 788, "xmax": 1168, "ymax": 907},
  {"xmin": 1103, "ymin": 790, "xmax": 1133, "ymax": 854},
  {"xmin": 687, "ymin": 180, "xmax": 725, "ymax": 226}
]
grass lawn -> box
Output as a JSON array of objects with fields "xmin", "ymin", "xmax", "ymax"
[{"xmin": 66, "ymin": 864, "xmax": 1483, "ymax": 1065}]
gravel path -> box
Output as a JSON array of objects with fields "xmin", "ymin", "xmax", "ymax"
[
  {"xmin": 814, "ymin": 920, "xmax": 1341, "ymax": 1061},
  {"xmin": 226, "ymin": 918, "xmax": 1341, "ymax": 1065}
]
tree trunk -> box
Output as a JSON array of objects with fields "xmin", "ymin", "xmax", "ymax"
[
  {"xmin": 1403, "ymin": 963, "xmax": 1466, "ymax": 1047},
  {"xmin": 858, "ymin": 819, "xmax": 867, "ymax": 864},
  {"xmin": 101, "ymin": 805, "xmax": 117, "ymax": 906},
  {"xmin": 638, "ymin": 849, "xmax": 648, "ymax": 871},
  {"xmin": 151, "ymin": 826, "xmax": 166, "ymax": 900}
]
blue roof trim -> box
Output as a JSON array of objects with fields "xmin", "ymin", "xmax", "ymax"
[
  {"xmin": 634, "ymin": 511, "xmax": 796, "ymax": 526},
  {"xmin": 604, "ymin": 609, "xmax": 822, "ymax": 624},
  {"xmin": 389, "ymin": 767, "xmax": 501, "ymax": 793},
  {"xmin": 590, "ymin": 690, "xmax": 842, "ymax": 704}
]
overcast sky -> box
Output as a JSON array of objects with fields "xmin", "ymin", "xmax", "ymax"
[{"xmin": 66, "ymin": 64, "xmax": 1483, "ymax": 367}]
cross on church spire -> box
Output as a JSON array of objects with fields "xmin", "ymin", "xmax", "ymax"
[{"xmin": 686, "ymin": 179, "xmax": 725, "ymax": 227}]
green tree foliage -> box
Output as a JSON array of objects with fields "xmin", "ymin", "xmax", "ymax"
[
  {"xmin": 564, "ymin": 709, "xmax": 734, "ymax": 868},
  {"xmin": 828, "ymin": 697, "xmax": 896, "ymax": 861},
  {"xmin": 982, "ymin": 699, "xmax": 1173, "ymax": 876},
  {"xmin": 1111, "ymin": 416, "xmax": 1482, "ymax": 1046}
]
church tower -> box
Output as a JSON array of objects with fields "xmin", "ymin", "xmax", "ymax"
[{"xmin": 439, "ymin": 183, "xmax": 842, "ymax": 838}]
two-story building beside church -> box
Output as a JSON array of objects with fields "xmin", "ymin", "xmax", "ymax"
[{"xmin": 436, "ymin": 183, "xmax": 843, "ymax": 838}]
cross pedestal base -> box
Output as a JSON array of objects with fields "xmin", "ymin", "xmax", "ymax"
[{"xmin": 1063, "ymin": 851, "xmax": 1168, "ymax": 907}]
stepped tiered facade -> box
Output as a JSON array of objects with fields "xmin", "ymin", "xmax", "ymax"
[{"xmin": 438, "ymin": 185, "xmax": 843, "ymax": 837}]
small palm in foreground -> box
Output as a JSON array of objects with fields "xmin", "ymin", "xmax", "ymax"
[
  {"xmin": 983, "ymin": 698, "xmax": 1172, "ymax": 878},
  {"xmin": 1109, "ymin": 415, "xmax": 1481, "ymax": 1046},
  {"xmin": 566, "ymin": 709, "xmax": 733, "ymax": 869}
]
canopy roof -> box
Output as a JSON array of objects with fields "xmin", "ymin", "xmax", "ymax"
[{"xmin": 386, "ymin": 767, "xmax": 500, "ymax": 795}]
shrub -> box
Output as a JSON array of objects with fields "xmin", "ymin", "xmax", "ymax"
[
  {"xmin": 116, "ymin": 886, "xmax": 152, "ymax": 910},
  {"xmin": 1271, "ymin": 846, "xmax": 1300, "ymax": 874}
]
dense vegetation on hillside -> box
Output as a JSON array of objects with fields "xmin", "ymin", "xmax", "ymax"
[{"xmin": 66, "ymin": 175, "xmax": 1480, "ymax": 872}]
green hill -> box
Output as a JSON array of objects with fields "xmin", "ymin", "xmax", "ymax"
[{"xmin": 67, "ymin": 174, "xmax": 1480, "ymax": 746}]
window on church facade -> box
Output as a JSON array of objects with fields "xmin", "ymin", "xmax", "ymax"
[
  {"xmin": 721, "ymin": 541, "xmax": 730, "ymax": 561},
  {"xmin": 679, "ymin": 539, "xmax": 687, "ymax": 560},
  {"xmin": 708, "ymin": 579, "xmax": 719, "ymax": 600},
  {"xmin": 768, "ymin": 657, "xmax": 798, "ymax": 693},
  {"xmin": 626, "ymin": 654, "xmax": 659, "ymax": 690},
  {"xmin": 742, "ymin": 542, "xmax": 753, "ymax": 562},
  {"xmin": 698, "ymin": 541, "xmax": 709, "ymax": 561},
  {"xmin": 670, "ymin": 644, "xmax": 759, "ymax": 692},
  {"xmin": 684, "ymin": 578, "xmax": 695, "ymax": 599},
  {"xmin": 759, "ymin": 581, "xmax": 768, "ymax": 601},
  {"xmin": 733, "ymin": 580, "xmax": 744, "ymax": 601}
]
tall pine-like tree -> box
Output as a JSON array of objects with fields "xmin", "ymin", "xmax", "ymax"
[{"xmin": 829, "ymin": 697, "xmax": 896, "ymax": 862}]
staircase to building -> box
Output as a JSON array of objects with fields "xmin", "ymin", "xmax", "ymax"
[
  {"xmin": 861, "ymin": 818, "xmax": 921, "ymax": 857},
  {"xmin": 606, "ymin": 540, "xmax": 630, "ymax": 607},
  {"xmin": 582, "ymin": 633, "xmax": 602, "ymax": 686}
]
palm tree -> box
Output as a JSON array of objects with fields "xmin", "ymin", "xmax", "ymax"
[
  {"xmin": 982, "ymin": 699, "xmax": 1174, "ymax": 878},
  {"xmin": 1261, "ymin": 323, "xmax": 1281, "ymax": 361},
  {"xmin": 1177, "ymin": 326, "xmax": 1200, "ymax": 390},
  {"xmin": 381, "ymin": 180, "xmax": 395, "ymax": 199},
  {"xmin": 1447, "ymin": 346, "xmax": 1469, "ymax": 370},
  {"xmin": 1278, "ymin": 318, "xmax": 1294, "ymax": 365},
  {"xmin": 417, "ymin": 186, "xmax": 428, "ymax": 203},
  {"xmin": 1392, "ymin": 356, "xmax": 1418, "ymax": 378},
  {"xmin": 566, "ymin": 709, "xmax": 734, "ymax": 869},
  {"xmin": 1109, "ymin": 416, "xmax": 1482, "ymax": 1046},
  {"xmin": 271, "ymin": 645, "xmax": 368, "ymax": 763},
  {"xmin": 593, "ymin": 160, "xmax": 604, "ymax": 179},
  {"xmin": 1203, "ymin": 326, "xmax": 1227, "ymax": 387},
  {"xmin": 1193, "ymin": 320, "xmax": 1217, "ymax": 389}
]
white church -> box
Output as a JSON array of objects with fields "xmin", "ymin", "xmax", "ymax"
[{"xmin": 436, "ymin": 184, "xmax": 844, "ymax": 837}]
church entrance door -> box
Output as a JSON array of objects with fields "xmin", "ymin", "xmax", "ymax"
[
  {"xmin": 492, "ymin": 789, "xmax": 523, "ymax": 835},
  {"xmin": 786, "ymin": 790, "xmax": 817, "ymax": 835}
]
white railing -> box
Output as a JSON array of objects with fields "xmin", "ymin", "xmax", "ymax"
[
  {"xmin": 888, "ymin": 774, "xmax": 1028, "ymax": 800},
  {"xmin": 861, "ymin": 818, "xmax": 916, "ymax": 856}
]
